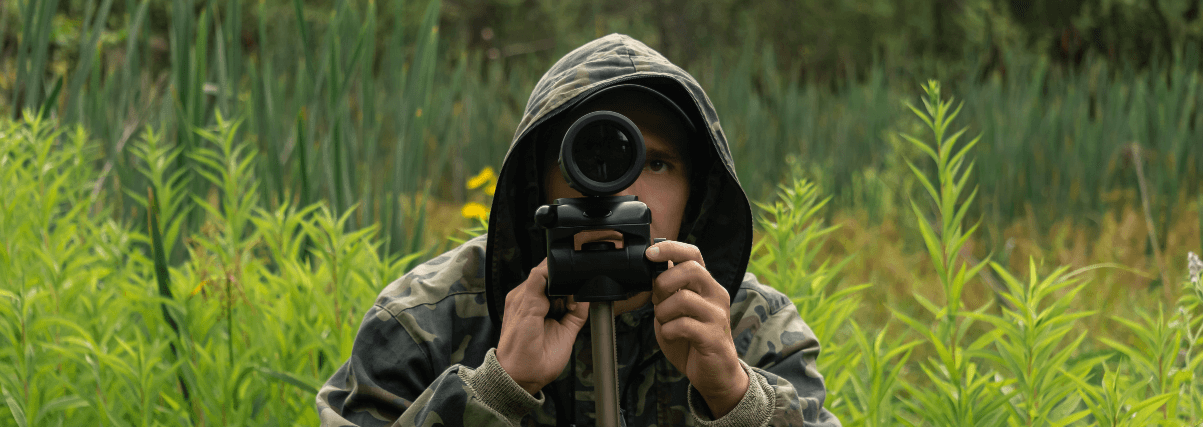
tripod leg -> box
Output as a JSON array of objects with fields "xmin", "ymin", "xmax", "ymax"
[{"xmin": 590, "ymin": 301, "xmax": 621, "ymax": 427}]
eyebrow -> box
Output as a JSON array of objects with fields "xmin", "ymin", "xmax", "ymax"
[{"xmin": 645, "ymin": 146, "xmax": 684, "ymax": 162}]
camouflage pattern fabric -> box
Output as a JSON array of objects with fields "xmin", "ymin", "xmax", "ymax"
[
  {"xmin": 317, "ymin": 236, "xmax": 839, "ymax": 426},
  {"xmin": 317, "ymin": 34, "xmax": 840, "ymax": 426}
]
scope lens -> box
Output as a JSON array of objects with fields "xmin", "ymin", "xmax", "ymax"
[
  {"xmin": 560, "ymin": 111, "xmax": 645, "ymax": 196},
  {"xmin": 572, "ymin": 122, "xmax": 636, "ymax": 183}
]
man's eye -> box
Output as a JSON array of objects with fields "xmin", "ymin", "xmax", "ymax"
[{"xmin": 645, "ymin": 160, "xmax": 670, "ymax": 173}]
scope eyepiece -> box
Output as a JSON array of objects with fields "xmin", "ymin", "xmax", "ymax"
[{"xmin": 558, "ymin": 111, "xmax": 646, "ymax": 197}]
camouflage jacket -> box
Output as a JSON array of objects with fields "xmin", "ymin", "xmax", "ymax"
[
  {"xmin": 316, "ymin": 236, "xmax": 839, "ymax": 426},
  {"xmin": 317, "ymin": 34, "xmax": 839, "ymax": 426}
]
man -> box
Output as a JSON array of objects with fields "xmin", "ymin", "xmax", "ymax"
[{"xmin": 317, "ymin": 34, "xmax": 840, "ymax": 426}]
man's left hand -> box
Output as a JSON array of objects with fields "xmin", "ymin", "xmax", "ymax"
[{"xmin": 646, "ymin": 240, "xmax": 749, "ymax": 418}]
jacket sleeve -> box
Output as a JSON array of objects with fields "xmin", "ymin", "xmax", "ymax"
[
  {"xmin": 685, "ymin": 278, "xmax": 841, "ymax": 427},
  {"xmin": 315, "ymin": 305, "xmax": 543, "ymax": 427}
]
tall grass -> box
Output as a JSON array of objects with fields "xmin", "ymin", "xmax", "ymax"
[{"xmin": 6, "ymin": 0, "xmax": 473, "ymax": 261}]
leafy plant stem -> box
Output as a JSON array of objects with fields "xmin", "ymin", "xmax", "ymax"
[{"xmin": 896, "ymin": 80, "xmax": 1007, "ymax": 425}]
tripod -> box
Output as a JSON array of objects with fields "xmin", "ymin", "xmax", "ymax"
[{"xmin": 536, "ymin": 196, "xmax": 666, "ymax": 427}]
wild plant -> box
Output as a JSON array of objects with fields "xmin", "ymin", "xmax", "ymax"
[
  {"xmin": 1088, "ymin": 251, "xmax": 1203, "ymax": 425},
  {"xmin": 839, "ymin": 321, "xmax": 921, "ymax": 427},
  {"xmin": 751, "ymin": 176, "xmax": 859, "ymax": 335},
  {"xmin": 747, "ymin": 173, "xmax": 878, "ymax": 423},
  {"xmin": 186, "ymin": 113, "xmax": 261, "ymax": 387},
  {"xmin": 127, "ymin": 126, "xmax": 192, "ymax": 261},
  {"xmin": 1182, "ymin": 252, "xmax": 1203, "ymax": 421},
  {"xmin": 965, "ymin": 262, "xmax": 1102, "ymax": 426},
  {"xmin": 1090, "ymin": 307, "xmax": 1190, "ymax": 425},
  {"xmin": 0, "ymin": 114, "xmax": 124, "ymax": 425},
  {"xmin": 893, "ymin": 81, "xmax": 1011, "ymax": 426},
  {"xmin": 1071, "ymin": 363, "xmax": 1179, "ymax": 427}
]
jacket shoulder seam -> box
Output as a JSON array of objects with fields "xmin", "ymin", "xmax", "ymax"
[
  {"xmin": 371, "ymin": 302, "xmax": 435, "ymax": 370},
  {"xmin": 379, "ymin": 287, "xmax": 487, "ymax": 316}
]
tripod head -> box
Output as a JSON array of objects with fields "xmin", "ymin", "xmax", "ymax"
[{"xmin": 536, "ymin": 196, "xmax": 666, "ymax": 301}]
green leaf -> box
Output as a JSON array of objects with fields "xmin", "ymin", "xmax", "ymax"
[
  {"xmin": 910, "ymin": 201, "xmax": 947, "ymax": 281},
  {"xmin": 258, "ymin": 367, "xmax": 320, "ymax": 395},
  {"xmin": 1128, "ymin": 392, "xmax": 1176, "ymax": 424},
  {"xmin": 906, "ymin": 160, "xmax": 940, "ymax": 205},
  {"xmin": 37, "ymin": 76, "xmax": 63, "ymax": 120},
  {"xmin": 902, "ymin": 132, "xmax": 939, "ymax": 162},
  {"xmin": 33, "ymin": 395, "xmax": 87, "ymax": 425},
  {"xmin": 1, "ymin": 385, "xmax": 26, "ymax": 427},
  {"xmin": 904, "ymin": 102, "xmax": 935, "ymax": 134}
]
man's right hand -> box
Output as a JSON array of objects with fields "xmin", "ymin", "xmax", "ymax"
[{"xmin": 496, "ymin": 259, "xmax": 590, "ymax": 396}]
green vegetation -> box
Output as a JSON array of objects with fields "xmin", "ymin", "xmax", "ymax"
[
  {"xmin": 2, "ymin": 0, "xmax": 1203, "ymax": 425},
  {"xmin": 0, "ymin": 114, "xmax": 414, "ymax": 425},
  {"xmin": 4, "ymin": 82, "xmax": 1200, "ymax": 424}
]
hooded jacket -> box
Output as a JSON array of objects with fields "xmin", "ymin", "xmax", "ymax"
[{"xmin": 316, "ymin": 34, "xmax": 840, "ymax": 427}]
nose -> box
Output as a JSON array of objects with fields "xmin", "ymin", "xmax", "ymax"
[{"xmin": 614, "ymin": 179, "xmax": 642, "ymax": 198}]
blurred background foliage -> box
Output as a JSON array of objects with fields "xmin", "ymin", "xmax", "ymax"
[{"xmin": 446, "ymin": 0, "xmax": 1202, "ymax": 80}]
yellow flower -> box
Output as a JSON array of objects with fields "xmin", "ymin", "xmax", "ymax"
[
  {"xmin": 468, "ymin": 167, "xmax": 497, "ymax": 190},
  {"xmin": 190, "ymin": 279, "xmax": 209, "ymax": 296},
  {"xmin": 461, "ymin": 202, "xmax": 489, "ymax": 220}
]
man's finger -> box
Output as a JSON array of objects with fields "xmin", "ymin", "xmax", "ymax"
[
  {"xmin": 654, "ymin": 289, "xmax": 722, "ymax": 326},
  {"xmin": 657, "ymin": 316, "xmax": 710, "ymax": 344},
  {"xmin": 645, "ymin": 240, "xmax": 705, "ymax": 267},
  {"xmin": 651, "ymin": 260, "xmax": 716, "ymax": 304}
]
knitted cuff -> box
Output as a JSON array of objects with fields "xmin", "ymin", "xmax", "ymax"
[
  {"xmin": 459, "ymin": 348, "xmax": 545, "ymax": 424},
  {"xmin": 687, "ymin": 360, "xmax": 775, "ymax": 427}
]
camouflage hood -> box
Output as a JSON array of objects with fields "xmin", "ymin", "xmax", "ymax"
[{"xmin": 485, "ymin": 34, "xmax": 753, "ymax": 322}]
